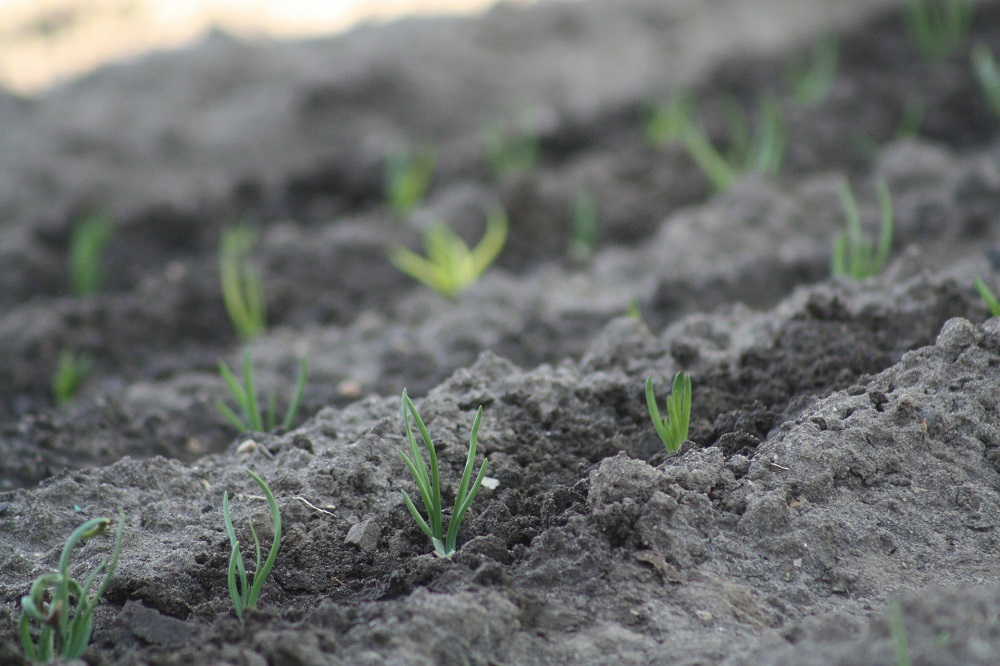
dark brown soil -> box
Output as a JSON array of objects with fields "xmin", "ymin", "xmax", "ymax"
[{"xmin": 3, "ymin": 1, "xmax": 1000, "ymax": 664}]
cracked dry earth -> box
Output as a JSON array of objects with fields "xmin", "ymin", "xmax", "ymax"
[{"xmin": 3, "ymin": 0, "xmax": 1000, "ymax": 664}]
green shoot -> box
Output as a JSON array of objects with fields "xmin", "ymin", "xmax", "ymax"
[
  {"xmin": 484, "ymin": 118, "xmax": 540, "ymax": 176},
  {"xmin": 645, "ymin": 372, "xmax": 692, "ymax": 454},
  {"xmin": 787, "ymin": 35, "xmax": 839, "ymax": 106},
  {"xmin": 398, "ymin": 389, "xmax": 488, "ymax": 558},
  {"xmin": 972, "ymin": 44, "xmax": 1000, "ymax": 116},
  {"xmin": 52, "ymin": 350, "xmax": 93, "ymax": 407},
  {"xmin": 644, "ymin": 94, "xmax": 696, "ymax": 148},
  {"xmin": 567, "ymin": 192, "xmax": 598, "ymax": 262},
  {"xmin": 888, "ymin": 599, "xmax": 913, "ymax": 666},
  {"xmin": 384, "ymin": 145, "xmax": 436, "ymax": 218},
  {"xmin": 902, "ymin": 0, "xmax": 971, "ymax": 61},
  {"xmin": 223, "ymin": 469, "xmax": 281, "ymax": 622},
  {"xmin": 651, "ymin": 94, "xmax": 785, "ymax": 191},
  {"xmin": 831, "ymin": 179, "xmax": 894, "ymax": 280},
  {"xmin": 19, "ymin": 511, "xmax": 125, "ymax": 663},
  {"xmin": 69, "ymin": 212, "xmax": 114, "ymax": 296},
  {"xmin": 626, "ymin": 298, "xmax": 643, "ymax": 322},
  {"xmin": 219, "ymin": 226, "xmax": 266, "ymax": 341},
  {"xmin": 974, "ymin": 277, "xmax": 1000, "ymax": 316},
  {"xmin": 216, "ymin": 347, "xmax": 308, "ymax": 433},
  {"xmin": 389, "ymin": 206, "xmax": 508, "ymax": 297}
]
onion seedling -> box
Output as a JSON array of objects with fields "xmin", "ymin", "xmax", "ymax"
[
  {"xmin": 647, "ymin": 94, "xmax": 785, "ymax": 192},
  {"xmin": 219, "ymin": 226, "xmax": 266, "ymax": 341},
  {"xmin": 398, "ymin": 389, "xmax": 488, "ymax": 558},
  {"xmin": 972, "ymin": 44, "xmax": 1000, "ymax": 117},
  {"xmin": 974, "ymin": 277, "xmax": 1000, "ymax": 316},
  {"xmin": 902, "ymin": 0, "xmax": 971, "ymax": 61},
  {"xmin": 69, "ymin": 212, "xmax": 114, "ymax": 296},
  {"xmin": 223, "ymin": 469, "xmax": 282, "ymax": 622},
  {"xmin": 216, "ymin": 347, "xmax": 308, "ymax": 433},
  {"xmin": 384, "ymin": 145, "xmax": 436, "ymax": 218},
  {"xmin": 787, "ymin": 35, "xmax": 839, "ymax": 106},
  {"xmin": 645, "ymin": 372, "xmax": 692, "ymax": 454},
  {"xmin": 484, "ymin": 117, "xmax": 540, "ymax": 176},
  {"xmin": 831, "ymin": 179, "xmax": 894, "ymax": 280},
  {"xmin": 19, "ymin": 511, "xmax": 125, "ymax": 663},
  {"xmin": 52, "ymin": 350, "xmax": 93, "ymax": 407},
  {"xmin": 389, "ymin": 206, "xmax": 508, "ymax": 297}
]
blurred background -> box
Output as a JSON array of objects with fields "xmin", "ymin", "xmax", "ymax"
[{"xmin": 0, "ymin": 0, "xmax": 537, "ymax": 94}]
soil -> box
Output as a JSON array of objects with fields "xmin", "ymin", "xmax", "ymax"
[{"xmin": 2, "ymin": 0, "xmax": 1000, "ymax": 664}]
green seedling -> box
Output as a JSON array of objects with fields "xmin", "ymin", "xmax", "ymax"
[
  {"xmin": 888, "ymin": 599, "xmax": 913, "ymax": 666},
  {"xmin": 645, "ymin": 372, "xmax": 692, "ymax": 454},
  {"xmin": 831, "ymin": 179, "xmax": 894, "ymax": 280},
  {"xmin": 652, "ymin": 94, "xmax": 785, "ymax": 191},
  {"xmin": 974, "ymin": 277, "xmax": 1000, "ymax": 316},
  {"xmin": 644, "ymin": 94, "xmax": 696, "ymax": 148},
  {"xmin": 52, "ymin": 350, "xmax": 93, "ymax": 407},
  {"xmin": 902, "ymin": 0, "xmax": 971, "ymax": 61},
  {"xmin": 787, "ymin": 35, "xmax": 839, "ymax": 106},
  {"xmin": 19, "ymin": 511, "xmax": 125, "ymax": 663},
  {"xmin": 389, "ymin": 206, "xmax": 508, "ymax": 297},
  {"xmin": 69, "ymin": 212, "xmax": 114, "ymax": 296},
  {"xmin": 567, "ymin": 192, "xmax": 598, "ymax": 262},
  {"xmin": 398, "ymin": 389, "xmax": 488, "ymax": 558},
  {"xmin": 217, "ymin": 347, "xmax": 308, "ymax": 433},
  {"xmin": 384, "ymin": 145, "xmax": 436, "ymax": 217},
  {"xmin": 972, "ymin": 44, "xmax": 1000, "ymax": 116},
  {"xmin": 223, "ymin": 469, "xmax": 281, "ymax": 622},
  {"xmin": 219, "ymin": 226, "xmax": 266, "ymax": 341},
  {"xmin": 484, "ymin": 119, "xmax": 540, "ymax": 176}
]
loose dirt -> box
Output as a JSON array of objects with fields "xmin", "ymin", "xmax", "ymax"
[{"xmin": 2, "ymin": 1, "xmax": 1000, "ymax": 664}]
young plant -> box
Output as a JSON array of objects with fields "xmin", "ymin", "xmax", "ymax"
[
  {"xmin": 888, "ymin": 599, "xmax": 913, "ymax": 666},
  {"xmin": 223, "ymin": 469, "xmax": 281, "ymax": 622},
  {"xmin": 644, "ymin": 94, "xmax": 696, "ymax": 148},
  {"xmin": 52, "ymin": 350, "xmax": 93, "ymax": 407},
  {"xmin": 787, "ymin": 35, "xmax": 839, "ymax": 106},
  {"xmin": 484, "ymin": 118, "xmax": 540, "ymax": 176},
  {"xmin": 902, "ymin": 0, "xmax": 971, "ymax": 61},
  {"xmin": 974, "ymin": 277, "xmax": 1000, "ymax": 316},
  {"xmin": 389, "ymin": 206, "xmax": 508, "ymax": 297},
  {"xmin": 831, "ymin": 179, "xmax": 894, "ymax": 280},
  {"xmin": 398, "ymin": 389, "xmax": 488, "ymax": 558},
  {"xmin": 645, "ymin": 372, "xmax": 692, "ymax": 454},
  {"xmin": 972, "ymin": 44, "xmax": 1000, "ymax": 116},
  {"xmin": 567, "ymin": 191, "xmax": 598, "ymax": 262},
  {"xmin": 216, "ymin": 348, "xmax": 308, "ymax": 433},
  {"xmin": 384, "ymin": 145, "xmax": 436, "ymax": 218},
  {"xmin": 219, "ymin": 226, "xmax": 266, "ymax": 341},
  {"xmin": 654, "ymin": 94, "xmax": 786, "ymax": 192},
  {"xmin": 69, "ymin": 212, "xmax": 114, "ymax": 296},
  {"xmin": 19, "ymin": 511, "xmax": 126, "ymax": 663}
]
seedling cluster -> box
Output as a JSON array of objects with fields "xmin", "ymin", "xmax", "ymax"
[
  {"xmin": 390, "ymin": 206, "xmax": 508, "ymax": 297},
  {"xmin": 646, "ymin": 94, "xmax": 785, "ymax": 192},
  {"xmin": 19, "ymin": 512, "xmax": 125, "ymax": 663},
  {"xmin": 398, "ymin": 389, "xmax": 489, "ymax": 558},
  {"xmin": 831, "ymin": 179, "xmax": 894, "ymax": 280},
  {"xmin": 219, "ymin": 226, "xmax": 267, "ymax": 341},
  {"xmin": 216, "ymin": 347, "xmax": 308, "ymax": 434},
  {"xmin": 223, "ymin": 469, "xmax": 282, "ymax": 622}
]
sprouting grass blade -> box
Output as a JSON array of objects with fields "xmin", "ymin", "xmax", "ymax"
[
  {"xmin": 788, "ymin": 35, "xmax": 839, "ymax": 105},
  {"xmin": 281, "ymin": 357, "xmax": 309, "ymax": 430},
  {"xmin": 974, "ymin": 277, "xmax": 1000, "ymax": 316},
  {"xmin": 972, "ymin": 44, "xmax": 1000, "ymax": 116},
  {"xmin": 645, "ymin": 372, "xmax": 692, "ymax": 454},
  {"xmin": 832, "ymin": 179, "xmax": 894, "ymax": 280},
  {"xmin": 223, "ymin": 470, "xmax": 282, "ymax": 622},
  {"xmin": 70, "ymin": 212, "xmax": 114, "ymax": 296},
  {"xmin": 398, "ymin": 390, "xmax": 489, "ymax": 557}
]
